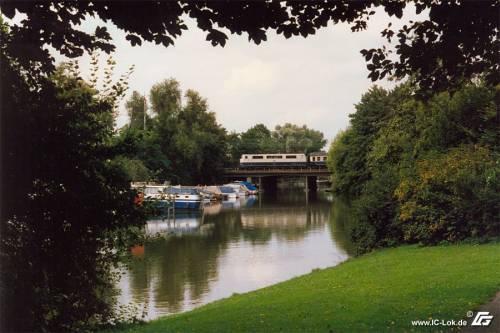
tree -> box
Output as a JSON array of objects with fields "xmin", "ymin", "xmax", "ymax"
[
  {"xmin": 125, "ymin": 81, "xmax": 228, "ymax": 184},
  {"xmin": 2, "ymin": 1, "xmax": 498, "ymax": 92},
  {"xmin": 273, "ymin": 123, "xmax": 327, "ymax": 154},
  {"xmin": 146, "ymin": 78, "xmax": 183, "ymax": 180},
  {"xmin": 330, "ymin": 86, "xmax": 395, "ymax": 197},
  {"xmin": 111, "ymin": 156, "xmax": 153, "ymax": 182},
  {"xmin": 239, "ymin": 124, "xmax": 277, "ymax": 154},
  {"xmin": 110, "ymin": 125, "xmax": 169, "ymax": 182},
  {"xmin": 170, "ymin": 89, "xmax": 227, "ymax": 184},
  {"xmin": 226, "ymin": 132, "xmax": 242, "ymax": 166},
  {"xmin": 327, "ymin": 129, "xmax": 355, "ymax": 196},
  {"xmin": 235, "ymin": 123, "xmax": 326, "ymax": 156},
  {"xmin": 328, "ymin": 82, "xmax": 499, "ymax": 253},
  {"xmin": 149, "ymin": 78, "xmax": 182, "ymax": 117},
  {"xmin": 125, "ymin": 91, "xmax": 151, "ymax": 130},
  {"xmin": 0, "ymin": 57, "xmax": 144, "ymax": 331}
]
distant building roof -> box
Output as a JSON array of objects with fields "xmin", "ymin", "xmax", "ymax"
[{"xmin": 309, "ymin": 151, "xmax": 327, "ymax": 156}]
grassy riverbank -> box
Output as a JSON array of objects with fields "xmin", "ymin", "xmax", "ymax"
[{"xmin": 109, "ymin": 243, "xmax": 500, "ymax": 332}]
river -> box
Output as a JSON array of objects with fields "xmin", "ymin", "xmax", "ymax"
[{"xmin": 117, "ymin": 189, "xmax": 354, "ymax": 320}]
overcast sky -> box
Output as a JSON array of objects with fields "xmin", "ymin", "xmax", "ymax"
[{"xmin": 48, "ymin": 6, "xmax": 424, "ymax": 145}]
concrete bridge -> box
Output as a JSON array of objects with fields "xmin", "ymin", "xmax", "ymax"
[{"xmin": 223, "ymin": 167, "xmax": 330, "ymax": 192}]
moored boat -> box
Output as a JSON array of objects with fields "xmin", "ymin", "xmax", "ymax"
[
  {"xmin": 131, "ymin": 184, "xmax": 172, "ymax": 208},
  {"xmin": 225, "ymin": 183, "xmax": 248, "ymax": 197},
  {"xmin": 165, "ymin": 187, "xmax": 202, "ymax": 209}
]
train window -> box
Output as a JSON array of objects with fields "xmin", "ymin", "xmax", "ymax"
[
  {"xmin": 244, "ymin": 156, "xmax": 248, "ymax": 159},
  {"xmin": 323, "ymin": 157, "xmax": 327, "ymax": 161},
  {"xmin": 267, "ymin": 155, "xmax": 283, "ymax": 159},
  {"xmin": 252, "ymin": 156, "xmax": 264, "ymax": 159},
  {"xmin": 285, "ymin": 155, "xmax": 297, "ymax": 159}
]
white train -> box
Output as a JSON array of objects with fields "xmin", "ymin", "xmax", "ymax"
[{"xmin": 239, "ymin": 152, "xmax": 327, "ymax": 168}]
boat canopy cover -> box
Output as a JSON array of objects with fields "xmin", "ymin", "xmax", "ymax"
[
  {"xmin": 165, "ymin": 187, "xmax": 199, "ymax": 195},
  {"xmin": 219, "ymin": 186, "xmax": 236, "ymax": 193},
  {"xmin": 239, "ymin": 181, "xmax": 257, "ymax": 190}
]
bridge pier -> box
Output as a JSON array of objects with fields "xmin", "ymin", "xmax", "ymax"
[
  {"xmin": 261, "ymin": 176, "xmax": 277, "ymax": 193},
  {"xmin": 222, "ymin": 167, "xmax": 330, "ymax": 194},
  {"xmin": 305, "ymin": 175, "xmax": 317, "ymax": 192}
]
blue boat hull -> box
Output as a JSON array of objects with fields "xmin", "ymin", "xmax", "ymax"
[
  {"xmin": 148, "ymin": 199, "xmax": 200, "ymax": 210},
  {"xmin": 174, "ymin": 200, "xmax": 201, "ymax": 209}
]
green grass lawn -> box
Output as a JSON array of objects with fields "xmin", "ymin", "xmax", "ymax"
[{"xmin": 108, "ymin": 243, "xmax": 500, "ymax": 333}]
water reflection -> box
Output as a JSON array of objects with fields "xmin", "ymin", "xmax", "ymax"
[
  {"xmin": 146, "ymin": 212, "xmax": 203, "ymax": 236},
  {"xmin": 329, "ymin": 198, "xmax": 357, "ymax": 256},
  {"xmin": 118, "ymin": 191, "xmax": 353, "ymax": 319}
]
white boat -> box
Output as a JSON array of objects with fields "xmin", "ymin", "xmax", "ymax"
[
  {"xmin": 224, "ymin": 183, "xmax": 248, "ymax": 197},
  {"xmin": 165, "ymin": 187, "xmax": 202, "ymax": 209}
]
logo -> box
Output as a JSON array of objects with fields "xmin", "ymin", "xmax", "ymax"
[{"xmin": 471, "ymin": 311, "xmax": 493, "ymax": 326}]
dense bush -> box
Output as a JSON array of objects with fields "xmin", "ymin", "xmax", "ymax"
[{"xmin": 396, "ymin": 145, "xmax": 499, "ymax": 244}]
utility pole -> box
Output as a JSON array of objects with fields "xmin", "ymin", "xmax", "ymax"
[{"xmin": 143, "ymin": 95, "xmax": 147, "ymax": 131}]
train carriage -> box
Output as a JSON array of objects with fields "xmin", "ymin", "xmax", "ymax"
[
  {"xmin": 309, "ymin": 151, "xmax": 327, "ymax": 166},
  {"xmin": 240, "ymin": 154, "xmax": 307, "ymax": 168}
]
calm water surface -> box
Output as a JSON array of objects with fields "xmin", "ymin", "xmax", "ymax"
[{"xmin": 118, "ymin": 190, "xmax": 354, "ymax": 320}]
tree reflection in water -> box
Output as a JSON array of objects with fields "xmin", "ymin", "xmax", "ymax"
[{"xmin": 118, "ymin": 191, "xmax": 353, "ymax": 319}]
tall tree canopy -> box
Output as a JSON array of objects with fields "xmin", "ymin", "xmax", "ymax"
[
  {"xmin": 116, "ymin": 79, "xmax": 228, "ymax": 184},
  {"xmin": 150, "ymin": 78, "xmax": 182, "ymax": 117},
  {"xmin": 126, "ymin": 90, "xmax": 151, "ymax": 130},
  {"xmin": 273, "ymin": 123, "xmax": 327, "ymax": 154},
  {"xmin": 2, "ymin": 1, "xmax": 498, "ymax": 92},
  {"xmin": 174, "ymin": 89, "xmax": 227, "ymax": 184},
  {"xmin": 239, "ymin": 124, "xmax": 278, "ymax": 154}
]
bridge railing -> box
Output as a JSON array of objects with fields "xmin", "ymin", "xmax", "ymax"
[{"xmin": 223, "ymin": 166, "xmax": 330, "ymax": 175}]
